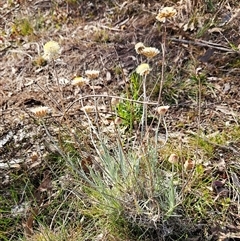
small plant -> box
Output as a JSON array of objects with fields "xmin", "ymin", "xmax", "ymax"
[
  {"xmin": 116, "ymin": 73, "xmax": 142, "ymax": 130},
  {"xmin": 93, "ymin": 29, "xmax": 110, "ymax": 43},
  {"xmin": 11, "ymin": 18, "xmax": 34, "ymax": 37}
]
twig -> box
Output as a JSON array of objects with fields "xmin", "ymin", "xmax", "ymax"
[
  {"xmin": 65, "ymin": 94, "xmax": 159, "ymax": 113},
  {"xmin": 170, "ymin": 38, "xmax": 239, "ymax": 53},
  {"xmin": 99, "ymin": 24, "xmax": 123, "ymax": 32},
  {"xmin": 158, "ymin": 23, "xmax": 167, "ymax": 104},
  {"xmin": 0, "ymin": 4, "xmax": 19, "ymax": 18},
  {"xmin": 9, "ymin": 50, "xmax": 33, "ymax": 59}
]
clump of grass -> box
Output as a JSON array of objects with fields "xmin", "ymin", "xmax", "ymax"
[
  {"xmin": 68, "ymin": 138, "xmax": 190, "ymax": 240},
  {"xmin": 20, "ymin": 31, "xmax": 156, "ymax": 241},
  {"xmin": 11, "ymin": 18, "xmax": 34, "ymax": 37},
  {"xmin": 93, "ymin": 29, "xmax": 110, "ymax": 43},
  {"xmin": 25, "ymin": 33, "xmax": 189, "ymax": 239}
]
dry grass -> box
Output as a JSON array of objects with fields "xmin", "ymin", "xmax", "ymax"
[{"xmin": 0, "ymin": 0, "xmax": 240, "ymax": 240}]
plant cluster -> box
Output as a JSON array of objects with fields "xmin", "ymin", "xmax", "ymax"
[
  {"xmin": 24, "ymin": 6, "xmax": 190, "ymax": 240},
  {"xmin": 2, "ymin": 2, "xmax": 240, "ymax": 241}
]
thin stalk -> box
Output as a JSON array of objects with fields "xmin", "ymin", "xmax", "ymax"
[
  {"xmin": 197, "ymin": 75, "xmax": 202, "ymax": 139},
  {"xmin": 141, "ymin": 74, "xmax": 148, "ymax": 136},
  {"xmin": 158, "ymin": 23, "xmax": 167, "ymax": 104},
  {"xmin": 66, "ymin": 94, "xmax": 159, "ymax": 113},
  {"xmin": 155, "ymin": 115, "xmax": 168, "ymax": 148},
  {"xmin": 52, "ymin": 60, "xmax": 65, "ymax": 114},
  {"xmin": 35, "ymin": 81, "xmax": 61, "ymax": 112}
]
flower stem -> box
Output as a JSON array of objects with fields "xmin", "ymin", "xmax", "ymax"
[
  {"xmin": 158, "ymin": 23, "xmax": 166, "ymax": 104},
  {"xmin": 141, "ymin": 74, "xmax": 148, "ymax": 136}
]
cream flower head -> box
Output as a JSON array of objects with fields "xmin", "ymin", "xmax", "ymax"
[
  {"xmin": 141, "ymin": 47, "xmax": 160, "ymax": 58},
  {"xmin": 43, "ymin": 41, "xmax": 60, "ymax": 60},
  {"xmin": 85, "ymin": 70, "xmax": 100, "ymax": 79},
  {"xmin": 168, "ymin": 154, "xmax": 178, "ymax": 164},
  {"xmin": 156, "ymin": 7, "xmax": 177, "ymax": 23},
  {"xmin": 80, "ymin": 105, "xmax": 95, "ymax": 113},
  {"xmin": 114, "ymin": 117, "xmax": 122, "ymax": 125},
  {"xmin": 111, "ymin": 97, "xmax": 119, "ymax": 106},
  {"xmin": 135, "ymin": 42, "xmax": 145, "ymax": 54},
  {"xmin": 31, "ymin": 106, "xmax": 49, "ymax": 118},
  {"xmin": 184, "ymin": 159, "xmax": 195, "ymax": 170},
  {"xmin": 72, "ymin": 77, "xmax": 89, "ymax": 87},
  {"xmin": 136, "ymin": 63, "xmax": 151, "ymax": 76},
  {"xmin": 156, "ymin": 106, "xmax": 170, "ymax": 115}
]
